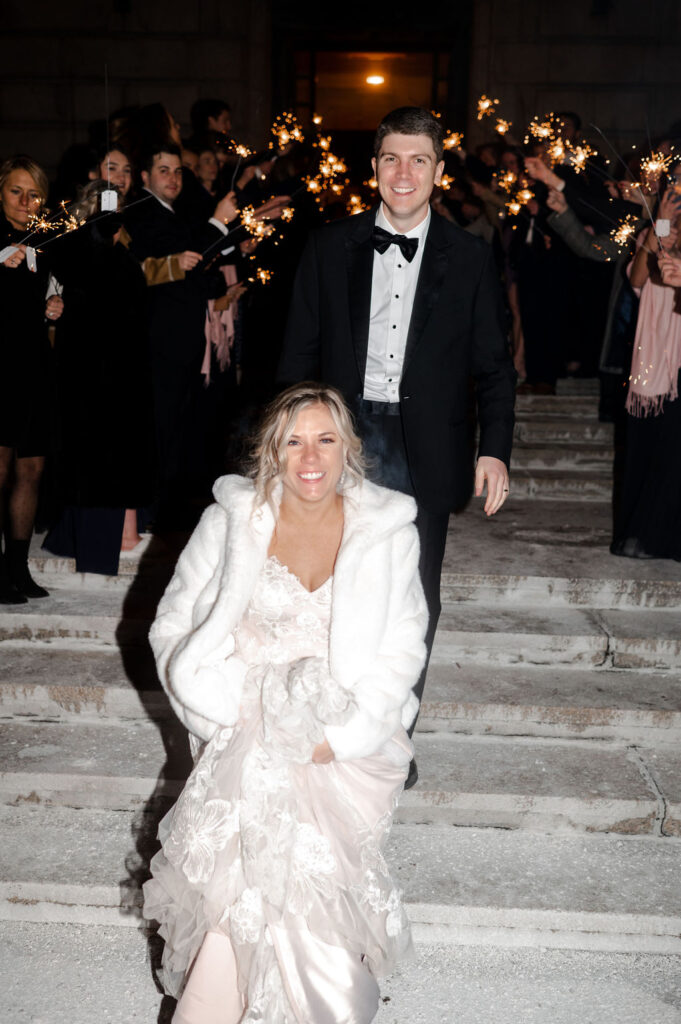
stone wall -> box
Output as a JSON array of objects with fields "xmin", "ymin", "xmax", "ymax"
[
  {"xmin": 0, "ymin": 0, "xmax": 272, "ymax": 175},
  {"xmin": 468, "ymin": 0, "xmax": 681, "ymax": 154}
]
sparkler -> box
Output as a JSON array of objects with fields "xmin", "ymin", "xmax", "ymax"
[
  {"xmin": 525, "ymin": 114, "xmax": 563, "ymax": 143},
  {"xmin": 247, "ymin": 267, "xmax": 273, "ymax": 285},
  {"xmin": 439, "ymin": 174, "xmax": 454, "ymax": 191},
  {"xmin": 240, "ymin": 204, "xmax": 276, "ymax": 240},
  {"xmin": 312, "ymin": 114, "xmax": 323, "ymax": 126},
  {"xmin": 495, "ymin": 119, "xmax": 512, "ymax": 136},
  {"xmin": 280, "ymin": 207, "xmax": 295, "ymax": 222},
  {"xmin": 347, "ymin": 194, "xmax": 369, "ymax": 216},
  {"xmin": 270, "ymin": 112, "xmax": 305, "ymax": 149},
  {"xmin": 477, "ymin": 95, "xmax": 499, "ymax": 120},
  {"xmin": 495, "ymin": 170, "xmax": 517, "ymax": 193},
  {"xmin": 610, "ymin": 214, "xmax": 638, "ymax": 250},
  {"xmin": 567, "ymin": 143, "xmax": 595, "ymax": 174},
  {"xmin": 443, "ymin": 130, "xmax": 464, "ymax": 151}
]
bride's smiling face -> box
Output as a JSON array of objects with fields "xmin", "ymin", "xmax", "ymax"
[{"xmin": 281, "ymin": 403, "xmax": 345, "ymax": 506}]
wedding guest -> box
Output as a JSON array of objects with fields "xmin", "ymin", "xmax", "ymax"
[
  {"xmin": 611, "ymin": 180, "xmax": 681, "ymax": 561},
  {"xmin": 42, "ymin": 180, "xmax": 156, "ymax": 574},
  {"xmin": 0, "ymin": 155, "xmax": 63, "ymax": 602},
  {"xmin": 123, "ymin": 143, "xmax": 239, "ymax": 525}
]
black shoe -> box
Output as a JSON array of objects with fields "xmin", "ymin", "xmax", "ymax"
[
  {"xmin": 6, "ymin": 539, "xmax": 50, "ymax": 599},
  {"xmin": 404, "ymin": 758, "xmax": 418, "ymax": 790}
]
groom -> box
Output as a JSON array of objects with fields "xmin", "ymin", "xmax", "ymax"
[{"xmin": 278, "ymin": 107, "xmax": 516, "ymax": 778}]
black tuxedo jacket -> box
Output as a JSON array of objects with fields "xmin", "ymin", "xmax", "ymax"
[
  {"xmin": 278, "ymin": 208, "xmax": 516, "ymax": 513},
  {"xmin": 124, "ymin": 196, "xmax": 225, "ymax": 367}
]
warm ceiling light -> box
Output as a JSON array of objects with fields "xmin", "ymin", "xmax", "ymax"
[{"xmin": 366, "ymin": 74, "xmax": 385, "ymax": 86}]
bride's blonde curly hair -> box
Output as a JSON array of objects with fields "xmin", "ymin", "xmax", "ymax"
[{"xmin": 250, "ymin": 382, "xmax": 365, "ymax": 509}]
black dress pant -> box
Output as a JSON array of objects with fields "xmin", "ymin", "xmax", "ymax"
[{"xmin": 356, "ymin": 399, "xmax": 450, "ymax": 723}]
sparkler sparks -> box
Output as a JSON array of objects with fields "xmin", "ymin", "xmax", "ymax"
[
  {"xmin": 495, "ymin": 119, "xmax": 512, "ymax": 136},
  {"xmin": 525, "ymin": 114, "xmax": 563, "ymax": 142},
  {"xmin": 610, "ymin": 214, "xmax": 638, "ymax": 249},
  {"xmin": 347, "ymin": 194, "xmax": 369, "ymax": 216},
  {"xmin": 312, "ymin": 114, "xmax": 323, "ymax": 125},
  {"xmin": 496, "ymin": 170, "xmax": 518, "ymax": 193},
  {"xmin": 640, "ymin": 150, "xmax": 674, "ymax": 191},
  {"xmin": 477, "ymin": 95, "xmax": 500, "ymax": 120},
  {"xmin": 506, "ymin": 200, "xmax": 522, "ymax": 216},
  {"xmin": 241, "ymin": 205, "xmax": 275, "ymax": 239},
  {"xmin": 443, "ymin": 130, "xmax": 464, "ymax": 150},
  {"xmin": 567, "ymin": 143, "xmax": 595, "ymax": 174},
  {"xmin": 439, "ymin": 174, "xmax": 454, "ymax": 191},
  {"xmin": 270, "ymin": 112, "xmax": 305, "ymax": 149},
  {"xmin": 280, "ymin": 207, "xmax": 295, "ymax": 222},
  {"xmin": 232, "ymin": 143, "xmax": 253, "ymax": 159}
]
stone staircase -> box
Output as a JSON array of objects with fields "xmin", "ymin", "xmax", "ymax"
[{"xmin": 2, "ymin": 381, "xmax": 681, "ymax": 1023}]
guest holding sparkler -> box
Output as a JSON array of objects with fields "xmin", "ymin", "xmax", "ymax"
[
  {"xmin": 41, "ymin": 179, "xmax": 157, "ymax": 574},
  {"xmin": 0, "ymin": 155, "xmax": 63, "ymax": 602},
  {"xmin": 611, "ymin": 173, "xmax": 681, "ymax": 561}
]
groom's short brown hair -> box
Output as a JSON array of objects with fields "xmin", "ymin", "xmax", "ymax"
[{"xmin": 374, "ymin": 107, "xmax": 444, "ymax": 162}]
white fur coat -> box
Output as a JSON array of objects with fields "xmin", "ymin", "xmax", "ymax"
[{"xmin": 149, "ymin": 474, "xmax": 428, "ymax": 761}]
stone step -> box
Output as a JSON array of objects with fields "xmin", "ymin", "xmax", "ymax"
[
  {"xmin": 510, "ymin": 470, "xmax": 612, "ymax": 502},
  {"xmin": 515, "ymin": 394, "xmax": 600, "ymax": 418},
  {"xmin": 511, "ymin": 445, "xmax": 613, "ymax": 473},
  {"xmin": 4, "ymin": 594, "xmax": 679, "ymax": 669},
  {"xmin": 514, "ymin": 419, "xmax": 614, "ymax": 445},
  {"xmin": 555, "ymin": 377, "xmax": 601, "ymax": 395},
  {"xmin": 441, "ymin": 572, "xmax": 681, "ymax": 610},
  {"xmin": 421, "ymin": 662, "xmax": 681, "ymax": 744},
  {"xmin": 3, "ymin": 921, "xmax": 681, "ymax": 1024},
  {"xmin": 0, "ymin": 589, "xmax": 151, "ymax": 645},
  {"xmin": 4, "ymin": 720, "xmax": 679, "ymax": 835},
  {"xmin": 3, "ymin": 645, "xmax": 680, "ymax": 746},
  {"xmin": 2, "ymin": 805, "xmax": 680, "ymax": 954},
  {"xmin": 433, "ymin": 605, "xmax": 681, "ymax": 671}
]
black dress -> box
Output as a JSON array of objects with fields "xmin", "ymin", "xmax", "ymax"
[
  {"xmin": 0, "ymin": 213, "xmax": 53, "ymax": 455},
  {"xmin": 611, "ymin": 369, "xmax": 681, "ymax": 562},
  {"xmin": 42, "ymin": 220, "xmax": 157, "ymax": 575}
]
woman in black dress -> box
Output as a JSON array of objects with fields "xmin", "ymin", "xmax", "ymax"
[
  {"xmin": 0, "ymin": 155, "xmax": 63, "ymax": 603},
  {"xmin": 43, "ymin": 179, "xmax": 157, "ymax": 575}
]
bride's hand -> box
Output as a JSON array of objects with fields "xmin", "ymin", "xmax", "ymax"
[{"xmin": 312, "ymin": 739, "xmax": 335, "ymax": 764}]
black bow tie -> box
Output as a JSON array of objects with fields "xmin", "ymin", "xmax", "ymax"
[{"xmin": 371, "ymin": 225, "xmax": 419, "ymax": 263}]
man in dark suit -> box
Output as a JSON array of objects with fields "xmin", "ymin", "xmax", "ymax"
[
  {"xmin": 124, "ymin": 144, "xmax": 237, "ymax": 522},
  {"xmin": 278, "ymin": 108, "xmax": 516, "ymax": 781}
]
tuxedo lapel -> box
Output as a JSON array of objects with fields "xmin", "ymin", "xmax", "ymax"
[
  {"xmin": 402, "ymin": 213, "xmax": 453, "ymax": 375},
  {"xmin": 344, "ymin": 210, "xmax": 377, "ymax": 383}
]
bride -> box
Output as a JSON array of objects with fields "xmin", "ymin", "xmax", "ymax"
[{"xmin": 144, "ymin": 382, "xmax": 428, "ymax": 1023}]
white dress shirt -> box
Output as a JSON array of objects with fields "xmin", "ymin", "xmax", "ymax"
[{"xmin": 363, "ymin": 203, "xmax": 430, "ymax": 402}]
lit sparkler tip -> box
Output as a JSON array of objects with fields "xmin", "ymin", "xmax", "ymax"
[
  {"xmin": 443, "ymin": 130, "xmax": 464, "ymax": 150},
  {"xmin": 495, "ymin": 119, "xmax": 512, "ymax": 136},
  {"xmin": 477, "ymin": 95, "xmax": 500, "ymax": 120},
  {"xmin": 312, "ymin": 114, "xmax": 322, "ymax": 125},
  {"xmin": 281, "ymin": 207, "xmax": 295, "ymax": 222}
]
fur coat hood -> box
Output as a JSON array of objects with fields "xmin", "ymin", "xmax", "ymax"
[{"xmin": 150, "ymin": 474, "xmax": 428, "ymax": 761}]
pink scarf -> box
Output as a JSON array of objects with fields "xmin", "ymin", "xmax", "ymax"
[
  {"xmin": 201, "ymin": 264, "xmax": 239, "ymax": 383},
  {"xmin": 626, "ymin": 235, "xmax": 681, "ymax": 416}
]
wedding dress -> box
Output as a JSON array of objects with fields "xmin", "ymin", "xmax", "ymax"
[{"xmin": 143, "ymin": 555, "xmax": 413, "ymax": 1024}]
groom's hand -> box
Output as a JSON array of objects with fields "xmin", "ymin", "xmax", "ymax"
[{"xmin": 475, "ymin": 456, "xmax": 510, "ymax": 516}]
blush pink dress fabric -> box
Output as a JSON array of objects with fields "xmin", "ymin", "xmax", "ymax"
[{"xmin": 143, "ymin": 555, "xmax": 413, "ymax": 1024}]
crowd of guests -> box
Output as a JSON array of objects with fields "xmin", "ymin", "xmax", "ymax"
[{"xmin": 1, "ymin": 101, "xmax": 679, "ymax": 604}]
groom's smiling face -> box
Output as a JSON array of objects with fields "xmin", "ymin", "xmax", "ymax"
[{"xmin": 372, "ymin": 132, "xmax": 444, "ymax": 233}]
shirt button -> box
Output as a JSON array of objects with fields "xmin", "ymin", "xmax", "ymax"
[
  {"xmin": 388, "ymin": 378, "xmax": 392, "ymax": 382},
  {"xmin": 389, "ymin": 354, "xmax": 393, "ymax": 358},
  {"xmin": 392, "ymin": 324, "xmax": 396, "ymax": 329},
  {"xmin": 395, "ymin": 294, "xmax": 399, "ymax": 298},
  {"xmin": 397, "ymin": 264, "xmax": 402, "ymax": 268}
]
